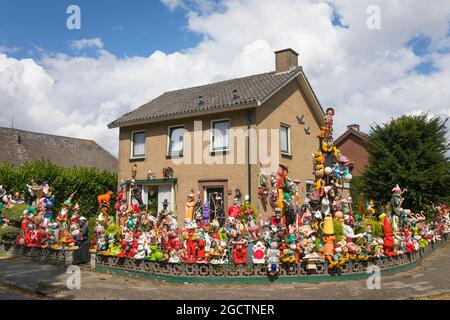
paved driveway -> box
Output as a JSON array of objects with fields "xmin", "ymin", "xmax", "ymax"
[{"xmin": 1, "ymin": 242, "xmax": 450, "ymax": 300}]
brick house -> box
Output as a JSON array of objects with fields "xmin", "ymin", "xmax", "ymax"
[
  {"xmin": 108, "ymin": 48, "xmax": 325, "ymax": 222},
  {"xmin": 334, "ymin": 124, "xmax": 369, "ymax": 176}
]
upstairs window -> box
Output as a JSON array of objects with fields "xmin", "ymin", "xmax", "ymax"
[
  {"xmin": 131, "ymin": 130, "xmax": 146, "ymax": 159},
  {"xmin": 280, "ymin": 123, "xmax": 291, "ymax": 155},
  {"xmin": 168, "ymin": 125, "xmax": 185, "ymax": 157},
  {"xmin": 211, "ymin": 119, "xmax": 230, "ymax": 152}
]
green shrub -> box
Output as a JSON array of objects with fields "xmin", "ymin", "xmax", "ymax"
[
  {"xmin": 1, "ymin": 204, "xmax": 28, "ymax": 224},
  {"xmin": 88, "ymin": 216, "xmax": 97, "ymax": 242},
  {"xmin": 362, "ymin": 218, "xmax": 384, "ymax": 238},
  {"xmin": 0, "ymin": 160, "xmax": 117, "ymax": 219},
  {"xmin": 0, "ymin": 226, "xmax": 20, "ymax": 241},
  {"xmin": 333, "ymin": 218, "xmax": 344, "ymax": 242}
]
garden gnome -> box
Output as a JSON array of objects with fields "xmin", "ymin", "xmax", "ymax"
[
  {"xmin": 132, "ymin": 164, "xmax": 137, "ymax": 179},
  {"xmin": 185, "ymin": 191, "xmax": 195, "ymax": 221}
]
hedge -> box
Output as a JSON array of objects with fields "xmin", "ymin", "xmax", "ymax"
[
  {"xmin": 0, "ymin": 160, "xmax": 117, "ymax": 219},
  {"xmin": 0, "ymin": 226, "xmax": 20, "ymax": 241},
  {"xmin": 0, "ymin": 203, "xmax": 27, "ymax": 224}
]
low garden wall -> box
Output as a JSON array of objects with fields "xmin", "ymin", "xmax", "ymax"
[
  {"xmin": 95, "ymin": 233, "xmax": 448, "ymax": 283},
  {"xmin": 1, "ymin": 234, "xmax": 448, "ymax": 284},
  {"xmin": 0, "ymin": 241, "xmax": 74, "ymax": 267}
]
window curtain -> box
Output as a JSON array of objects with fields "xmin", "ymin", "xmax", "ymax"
[
  {"xmin": 170, "ymin": 127, "xmax": 185, "ymax": 154},
  {"xmin": 133, "ymin": 132, "xmax": 145, "ymax": 157},
  {"xmin": 213, "ymin": 121, "xmax": 229, "ymax": 150},
  {"xmin": 280, "ymin": 126, "xmax": 289, "ymax": 153}
]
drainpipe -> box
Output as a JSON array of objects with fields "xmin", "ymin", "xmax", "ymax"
[{"xmin": 247, "ymin": 109, "xmax": 252, "ymax": 201}]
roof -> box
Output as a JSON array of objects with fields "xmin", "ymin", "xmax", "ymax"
[
  {"xmin": 334, "ymin": 127, "xmax": 370, "ymax": 147},
  {"xmin": 0, "ymin": 127, "xmax": 118, "ymax": 172},
  {"xmin": 108, "ymin": 66, "xmax": 325, "ymax": 128}
]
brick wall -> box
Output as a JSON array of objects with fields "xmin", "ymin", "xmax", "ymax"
[
  {"xmin": 118, "ymin": 79, "xmax": 322, "ymax": 222},
  {"xmin": 336, "ymin": 134, "xmax": 368, "ymax": 176}
]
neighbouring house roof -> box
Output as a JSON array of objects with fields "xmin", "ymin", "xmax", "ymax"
[
  {"xmin": 108, "ymin": 66, "xmax": 325, "ymax": 128},
  {"xmin": 0, "ymin": 127, "xmax": 118, "ymax": 172},
  {"xmin": 334, "ymin": 126, "xmax": 370, "ymax": 147}
]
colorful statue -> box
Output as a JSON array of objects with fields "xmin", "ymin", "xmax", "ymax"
[
  {"xmin": 233, "ymin": 241, "xmax": 247, "ymax": 265},
  {"xmin": 185, "ymin": 191, "xmax": 195, "ymax": 221}
]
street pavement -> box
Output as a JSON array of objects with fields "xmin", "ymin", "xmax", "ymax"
[
  {"xmin": 0, "ymin": 286, "xmax": 32, "ymax": 300},
  {"xmin": 1, "ymin": 242, "xmax": 450, "ymax": 300}
]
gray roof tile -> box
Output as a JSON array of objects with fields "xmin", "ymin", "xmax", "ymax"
[
  {"xmin": 0, "ymin": 127, "xmax": 118, "ymax": 172},
  {"xmin": 109, "ymin": 67, "xmax": 303, "ymax": 127}
]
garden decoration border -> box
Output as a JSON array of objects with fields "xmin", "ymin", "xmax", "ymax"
[
  {"xmin": 94, "ymin": 234, "xmax": 448, "ymax": 283},
  {"xmin": 0, "ymin": 241, "xmax": 75, "ymax": 267},
  {"xmin": 2, "ymin": 233, "xmax": 447, "ymax": 284}
]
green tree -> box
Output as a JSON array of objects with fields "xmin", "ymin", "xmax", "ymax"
[{"xmin": 361, "ymin": 114, "xmax": 450, "ymax": 211}]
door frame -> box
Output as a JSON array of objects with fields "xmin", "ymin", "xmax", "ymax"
[{"xmin": 198, "ymin": 179, "xmax": 229, "ymax": 211}]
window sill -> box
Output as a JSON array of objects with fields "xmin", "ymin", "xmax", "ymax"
[
  {"xmin": 210, "ymin": 149, "xmax": 230, "ymax": 156},
  {"xmin": 166, "ymin": 153, "xmax": 184, "ymax": 159},
  {"xmin": 130, "ymin": 157, "xmax": 146, "ymax": 162},
  {"xmin": 281, "ymin": 153, "xmax": 292, "ymax": 159}
]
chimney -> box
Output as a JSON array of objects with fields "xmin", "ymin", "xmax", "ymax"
[
  {"xmin": 275, "ymin": 48, "xmax": 299, "ymax": 73},
  {"xmin": 347, "ymin": 124, "xmax": 360, "ymax": 131}
]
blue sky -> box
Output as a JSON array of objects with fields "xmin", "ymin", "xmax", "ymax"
[
  {"xmin": 0, "ymin": 0, "xmax": 441, "ymax": 75},
  {"xmin": 0, "ymin": 0, "xmax": 202, "ymax": 59},
  {"xmin": 0, "ymin": 0, "xmax": 449, "ymax": 156}
]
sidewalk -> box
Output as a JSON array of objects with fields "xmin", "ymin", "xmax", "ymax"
[{"xmin": 1, "ymin": 242, "xmax": 450, "ymax": 300}]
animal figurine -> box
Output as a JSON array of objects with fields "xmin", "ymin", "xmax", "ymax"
[{"xmin": 98, "ymin": 191, "xmax": 113, "ymax": 206}]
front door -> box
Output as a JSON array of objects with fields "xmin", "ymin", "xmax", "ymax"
[{"xmin": 205, "ymin": 187, "xmax": 225, "ymax": 225}]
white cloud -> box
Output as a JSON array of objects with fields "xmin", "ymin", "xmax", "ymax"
[
  {"xmin": 1, "ymin": 0, "xmax": 450, "ymax": 158},
  {"xmin": 161, "ymin": 0, "xmax": 221, "ymax": 13},
  {"xmin": 160, "ymin": 0, "xmax": 184, "ymax": 11},
  {"xmin": 0, "ymin": 45, "xmax": 20, "ymax": 54},
  {"xmin": 70, "ymin": 38, "xmax": 104, "ymax": 50}
]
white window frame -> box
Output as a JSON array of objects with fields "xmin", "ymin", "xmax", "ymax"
[
  {"xmin": 167, "ymin": 125, "xmax": 185, "ymax": 157},
  {"xmin": 305, "ymin": 180, "xmax": 314, "ymax": 197},
  {"xmin": 130, "ymin": 130, "xmax": 146, "ymax": 159},
  {"xmin": 280, "ymin": 123, "xmax": 291, "ymax": 155},
  {"xmin": 210, "ymin": 118, "xmax": 231, "ymax": 152}
]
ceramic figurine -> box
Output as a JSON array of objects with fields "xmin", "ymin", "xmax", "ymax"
[
  {"xmin": 266, "ymin": 241, "xmax": 280, "ymax": 275},
  {"xmin": 183, "ymin": 229, "xmax": 197, "ymax": 263},
  {"xmin": 185, "ymin": 191, "xmax": 195, "ymax": 221},
  {"xmin": 232, "ymin": 241, "xmax": 247, "ymax": 265}
]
